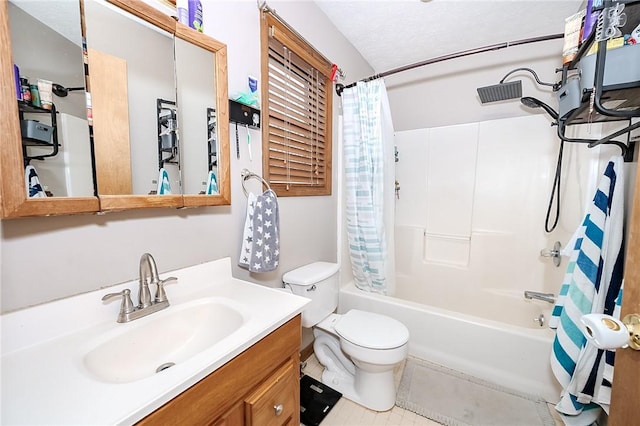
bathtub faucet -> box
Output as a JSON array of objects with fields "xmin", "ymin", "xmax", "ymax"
[{"xmin": 524, "ymin": 291, "xmax": 556, "ymax": 304}]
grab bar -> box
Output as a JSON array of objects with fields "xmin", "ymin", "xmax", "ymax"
[{"xmin": 524, "ymin": 291, "xmax": 556, "ymax": 304}]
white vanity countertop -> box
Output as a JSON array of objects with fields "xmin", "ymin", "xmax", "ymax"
[{"xmin": 0, "ymin": 257, "xmax": 309, "ymax": 425}]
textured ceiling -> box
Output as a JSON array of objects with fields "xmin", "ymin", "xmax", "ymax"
[{"xmin": 315, "ymin": 0, "xmax": 584, "ymax": 74}]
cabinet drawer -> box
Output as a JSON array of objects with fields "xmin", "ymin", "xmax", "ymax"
[{"xmin": 244, "ymin": 359, "xmax": 297, "ymax": 426}]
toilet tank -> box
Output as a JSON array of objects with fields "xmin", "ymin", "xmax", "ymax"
[{"xmin": 282, "ymin": 262, "xmax": 340, "ymax": 328}]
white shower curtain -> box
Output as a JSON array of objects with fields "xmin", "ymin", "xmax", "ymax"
[{"xmin": 342, "ymin": 79, "xmax": 396, "ymax": 295}]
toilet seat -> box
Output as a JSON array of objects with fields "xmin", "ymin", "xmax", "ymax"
[{"xmin": 334, "ymin": 309, "xmax": 409, "ymax": 350}]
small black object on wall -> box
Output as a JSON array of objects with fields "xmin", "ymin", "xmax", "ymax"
[{"xmin": 229, "ymin": 99, "xmax": 260, "ymax": 129}]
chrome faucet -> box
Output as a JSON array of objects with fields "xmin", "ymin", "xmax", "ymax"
[
  {"xmin": 102, "ymin": 253, "xmax": 177, "ymax": 323},
  {"xmin": 139, "ymin": 252, "xmax": 160, "ymax": 308},
  {"xmin": 524, "ymin": 290, "xmax": 556, "ymax": 304}
]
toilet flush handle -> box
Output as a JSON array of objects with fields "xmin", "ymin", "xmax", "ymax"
[{"xmin": 307, "ymin": 284, "xmax": 317, "ymax": 292}]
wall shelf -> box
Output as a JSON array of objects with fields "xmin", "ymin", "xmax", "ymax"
[
  {"xmin": 157, "ymin": 98, "xmax": 178, "ymax": 169},
  {"xmin": 557, "ymin": 0, "xmax": 640, "ymax": 157},
  {"xmin": 207, "ymin": 107, "xmax": 217, "ymax": 171},
  {"xmin": 18, "ymin": 100, "xmax": 59, "ymax": 164}
]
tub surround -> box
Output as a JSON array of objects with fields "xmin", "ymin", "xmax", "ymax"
[{"xmin": 1, "ymin": 257, "xmax": 309, "ymax": 425}]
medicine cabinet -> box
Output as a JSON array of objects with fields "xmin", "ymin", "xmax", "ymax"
[
  {"xmin": 84, "ymin": 0, "xmax": 184, "ymax": 211},
  {"xmin": 174, "ymin": 22, "xmax": 230, "ymax": 206},
  {"xmin": 0, "ymin": 0, "xmax": 99, "ymax": 218},
  {"xmin": 0, "ymin": 0, "xmax": 230, "ymax": 218}
]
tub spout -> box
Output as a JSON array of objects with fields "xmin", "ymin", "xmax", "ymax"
[{"xmin": 524, "ymin": 291, "xmax": 556, "ymax": 304}]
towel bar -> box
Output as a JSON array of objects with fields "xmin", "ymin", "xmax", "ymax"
[{"xmin": 241, "ymin": 169, "xmax": 271, "ymax": 197}]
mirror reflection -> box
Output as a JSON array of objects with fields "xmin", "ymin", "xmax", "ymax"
[
  {"xmin": 175, "ymin": 37, "xmax": 219, "ymax": 195},
  {"xmin": 84, "ymin": 0, "xmax": 180, "ymax": 196},
  {"xmin": 8, "ymin": 0, "xmax": 94, "ymax": 198}
]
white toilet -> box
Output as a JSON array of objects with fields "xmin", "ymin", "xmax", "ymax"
[{"xmin": 283, "ymin": 262, "xmax": 409, "ymax": 412}]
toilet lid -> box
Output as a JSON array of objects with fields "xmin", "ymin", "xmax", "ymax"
[{"xmin": 334, "ymin": 310, "xmax": 409, "ymax": 349}]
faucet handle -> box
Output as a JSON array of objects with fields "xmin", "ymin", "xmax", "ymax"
[
  {"xmin": 102, "ymin": 289, "xmax": 136, "ymax": 319},
  {"xmin": 155, "ymin": 276, "xmax": 177, "ymax": 303},
  {"xmin": 540, "ymin": 241, "xmax": 562, "ymax": 267}
]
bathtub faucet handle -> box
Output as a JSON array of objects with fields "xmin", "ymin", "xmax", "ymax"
[
  {"xmin": 533, "ymin": 314, "xmax": 545, "ymax": 327},
  {"xmin": 540, "ymin": 241, "xmax": 562, "ymax": 267}
]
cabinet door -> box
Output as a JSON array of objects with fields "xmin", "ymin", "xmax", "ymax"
[
  {"xmin": 1, "ymin": 1, "xmax": 100, "ymax": 218},
  {"xmin": 84, "ymin": 0, "xmax": 183, "ymax": 211},
  {"xmin": 211, "ymin": 403, "xmax": 244, "ymax": 426},
  {"xmin": 244, "ymin": 359, "xmax": 298, "ymax": 426}
]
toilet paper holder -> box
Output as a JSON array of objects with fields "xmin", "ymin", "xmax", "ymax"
[{"xmin": 581, "ymin": 313, "xmax": 640, "ymax": 350}]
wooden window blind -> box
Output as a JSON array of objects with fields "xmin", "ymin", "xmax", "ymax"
[{"xmin": 261, "ymin": 11, "xmax": 333, "ymax": 196}]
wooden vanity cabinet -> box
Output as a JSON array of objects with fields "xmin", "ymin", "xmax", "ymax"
[{"xmin": 137, "ymin": 315, "xmax": 301, "ymax": 426}]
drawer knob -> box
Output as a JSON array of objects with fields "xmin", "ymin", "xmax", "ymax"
[{"xmin": 274, "ymin": 404, "xmax": 284, "ymax": 416}]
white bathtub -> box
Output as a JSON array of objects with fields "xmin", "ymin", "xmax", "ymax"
[{"xmin": 338, "ymin": 282, "xmax": 563, "ymax": 403}]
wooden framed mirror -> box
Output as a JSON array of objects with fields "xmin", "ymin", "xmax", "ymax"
[
  {"xmin": 84, "ymin": 0, "xmax": 183, "ymax": 211},
  {"xmin": 85, "ymin": 0, "xmax": 230, "ymax": 210},
  {"xmin": 0, "ymin": 0, "xmax": 99, "ymax": 218},
  {"xmin": 174, "ymin": 22, "xmax": 230, "ymax": 207}
]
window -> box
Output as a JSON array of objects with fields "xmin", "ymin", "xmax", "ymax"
[{"xmin": 261, "ymin": 10, "xmax": 333, "ymax": 196}]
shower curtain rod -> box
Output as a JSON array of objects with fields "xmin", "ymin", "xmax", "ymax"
[{"xmin": 335, "ymin": 33, "xmax": 563, "ymax": 96}]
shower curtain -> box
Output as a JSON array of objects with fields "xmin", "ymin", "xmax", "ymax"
[{"xmin": 342, "ymin": 79, "xmax": 396, "ymax": 295}]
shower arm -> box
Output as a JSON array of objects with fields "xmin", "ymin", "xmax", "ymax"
[{"xmin": 499, "ymin": 68, "xmax": 560, "ymax": 91}]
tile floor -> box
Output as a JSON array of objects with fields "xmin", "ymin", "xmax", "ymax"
[
  {"xmin": 301, "ymin": 354, "xmax": 565, "ymax": 426},
  {"xmin": 301, "ymin": 354, "xmax": 438, "ymax": 425}
]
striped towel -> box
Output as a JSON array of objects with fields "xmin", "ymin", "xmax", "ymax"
[
  {"xmin": 157, "ymin": 168, "xmax": 172, "ymax": 195},
  {"xmin": 549, "ymin": 156, "xmax": 625, "ymax": 425},
  {"xmin": 25, "ymin": 164, "xmax": 46, "ymax": 198}
]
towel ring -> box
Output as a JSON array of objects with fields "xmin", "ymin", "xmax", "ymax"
[{"xmin": 241, "ymin": 169, "xmax": 271, "ymax": 197}]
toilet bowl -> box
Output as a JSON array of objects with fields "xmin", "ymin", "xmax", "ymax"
[
  {"xmin": 313, "ymin": 311, "xmax": 409, "ymax": 411},
  {"xmin": 283, "ymin": 262, "xmax": 409, "ymax": 412}
]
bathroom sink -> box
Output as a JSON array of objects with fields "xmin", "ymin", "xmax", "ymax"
[{"xmin": 83, "ymin": 299, "xmax": 244, "ymax": 383}]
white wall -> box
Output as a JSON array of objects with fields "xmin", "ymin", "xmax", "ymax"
[
  {"xmin": 0, "ymin": 1, "xmax": 373, "ymax": 313},
  {"xmin": 386, "ymin": 39, "xmax": 566, "ymax": 131}
]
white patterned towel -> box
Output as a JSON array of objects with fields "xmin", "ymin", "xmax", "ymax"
[{"xmin": 238, "ymin": 189, "xmax": 280, "ymax": 272}]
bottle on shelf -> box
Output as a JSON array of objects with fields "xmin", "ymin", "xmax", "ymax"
[
  {"xmin": 30, "ymin": 84, "xmax": 41, "ymax": 107},
  {"xmin": 20, "ymin": 78, "xmax": 31, "ymax": 103}
]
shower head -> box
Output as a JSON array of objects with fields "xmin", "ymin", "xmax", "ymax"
[
  {"xmin": 477, "ymin": 80, "xmax": 522, "ymax": 104},
  {"xmin": 521, "ymin": 96, "xmax": 559, "ymax": 121},
  {"xmin": 52, "ymin": 84, "xmax": 84, "ymax": 97}
]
